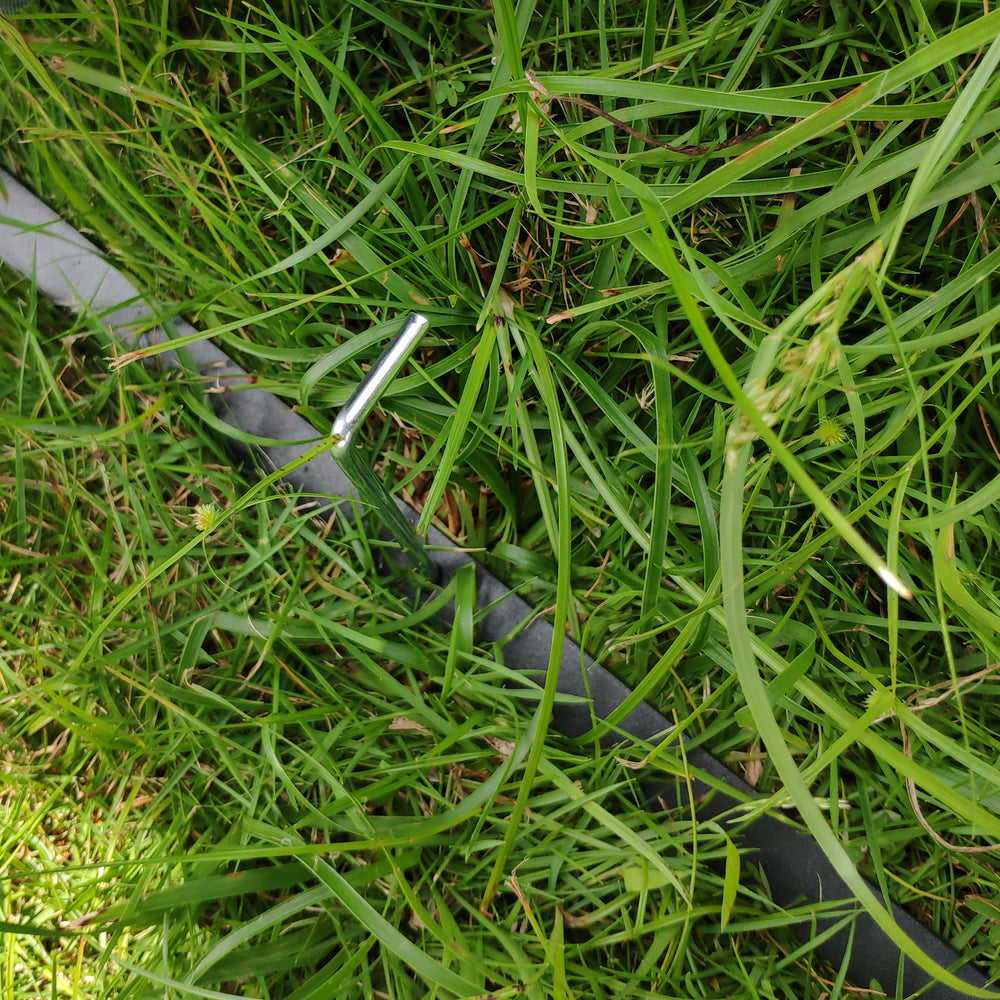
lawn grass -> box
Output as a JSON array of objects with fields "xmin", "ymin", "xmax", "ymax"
[{"xmin": 2, "ymin": 1, "xmax": 1000, "ymax": 997}]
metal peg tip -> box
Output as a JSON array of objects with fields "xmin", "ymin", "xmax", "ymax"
[
  {"xmin": 329, "ymin": 312, "xmax": 437, "ymax": 582},
  {"xmin": 331, "ymin": 312, "xmax": 429, "ymax": 459}
]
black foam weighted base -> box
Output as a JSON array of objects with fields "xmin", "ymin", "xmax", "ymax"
[{"xmin": 1, "ymin": 168, "xmax": 993, "ymax": 999}]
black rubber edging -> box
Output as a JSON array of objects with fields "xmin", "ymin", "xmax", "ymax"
[{"xmin": 1, "ymin": 167, "xmax": 993, "ymax": 999}]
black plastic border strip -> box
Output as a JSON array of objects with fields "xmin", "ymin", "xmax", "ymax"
[{"xmin": 0, "ymin": 168, "xmax": 992, "ymax": 999}]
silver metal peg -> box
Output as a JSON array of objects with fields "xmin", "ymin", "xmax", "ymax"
[{"xmin": 330, "ymin": 312, "xmax": 437, "ymax": 581}]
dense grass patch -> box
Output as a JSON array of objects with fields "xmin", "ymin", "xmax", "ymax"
[{"xmin": 2, "ymin": 2, "xmax": 1000, "ymax": 997}]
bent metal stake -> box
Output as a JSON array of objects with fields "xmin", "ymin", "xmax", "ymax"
[{"xmin": 0, "ymin": 168, "xmax": 994, "ymax": 999}]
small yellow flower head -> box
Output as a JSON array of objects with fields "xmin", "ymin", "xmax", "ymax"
[
  {"xmin": 816, "ymin": 419, "xmax": 847, "ymax": 446},
  {"xmin": 192, "ymin": 502, "xmax": 220, "ymax": 532}
]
